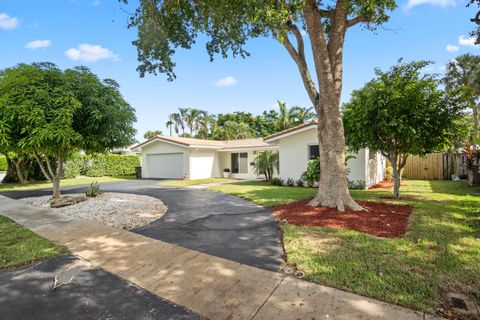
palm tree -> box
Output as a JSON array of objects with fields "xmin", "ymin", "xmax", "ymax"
[
  {"xmin": 196, "ymin": 110, "xmax": 216, "ymax": 139},
  {"xmin": 165, "ymin": 120, "xmax": 174, "ymax": 136},
  {"xmin": 182, "ymin": 108, "xmax": 202, "ymax": 136},
  {"xmin": 167, "ymin": 112, "xmax": 184, "ymax": 136},
  {"xmin": 291, "ymin": 106, "xmax": 316, "ymax": 124},
  {"xmin": 444, "ymin": 54, "xmax": 480, "ymax": 147},
  {"xmin": 253, "ymin": 151, "xmax": 279, "ymax": 181},
  {"xmin": 275, "ymin": 100, "xmax": 295, "ymax": 131}
]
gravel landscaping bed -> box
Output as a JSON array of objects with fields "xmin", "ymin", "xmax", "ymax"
[{"xmin": 21, "ymin": 192, "xmax": 167, "ymax": 230}]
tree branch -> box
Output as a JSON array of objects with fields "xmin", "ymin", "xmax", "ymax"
[
  {"xmin": 346, "ymin": 15, "xmax": 369, "ymax": 28},
  {"xmin": 33, "ymin": 152, "xmax": 53, "ymax": 182},
  {"xmin": 282, "ymin": 23, "xmax": 319, "ymax": 105}
]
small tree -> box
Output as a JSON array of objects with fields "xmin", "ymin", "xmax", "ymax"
[
  {"xmin": 0, "ymin": 63, "xmax": 136, "ymax": 200},
  {"xmin": 343, "ymin": 60, "xmax": 465, "ymax": 198},
  {"xmin": 253, "ymin": 151, "xmax": 279, "ymax": 181}
]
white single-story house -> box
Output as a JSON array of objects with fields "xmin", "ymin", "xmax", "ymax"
[{"xmin": 131, "ymin": 122, "xmax": 386, "ymax": 188}]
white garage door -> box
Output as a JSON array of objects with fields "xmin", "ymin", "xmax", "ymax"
[{"xmin": 147, "ymin": 153, "xmax": 184, "ymax": 179}]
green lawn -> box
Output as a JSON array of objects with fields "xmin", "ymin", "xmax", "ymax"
[
  {"xmin": 0, "ymin": 175, "xmax": 135, "ymax": 192},
  {"xmin": 211, "ymin": 180, "xmax": 480, "ymax": 313},
  {"xmin": 0, "ymin": 215, "xmax": 67, "ymax": 269},
  {"xmin": 160, "ymin": 178, "xmax": 238, "ymax": 187},
  {"xmin": 209, "ymin": 181, "xmax": 318, "ymax": 206}
]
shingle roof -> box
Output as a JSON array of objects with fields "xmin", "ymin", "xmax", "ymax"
[{"xmin": 131, "ymin": 135, "xmax": 272, "ymax": 150}]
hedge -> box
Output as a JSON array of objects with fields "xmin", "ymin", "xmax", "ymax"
[
  {"xmin": 0, "ymin": 155, "xmax": 6, "ymax": 171},
  {"xmin": 64, "ymin": 154, "xmax": 140, "ymax": 178}
]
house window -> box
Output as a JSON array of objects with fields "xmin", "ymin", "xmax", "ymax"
[
  {"xmin": 308, "ymin": 145, "xmax": 319, "ymax": 160},
  {"xmin": 231, "ymin": 153, "xmax": 248, "ymax": 174}
]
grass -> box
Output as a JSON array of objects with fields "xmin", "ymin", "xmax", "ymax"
[
  {"xmin": 0, "ymin": 175, "xmax": 136, "ymax": 192},
  {"xmin": 0, "ymin": 215, "xmax": 67, "ymax": 269},
  {"xmin": 209, "ymin": 181, "xmax": 318, "ymax": 206},
  {"xmin": 211, "ymin": 180, "xmax": 480, "ymax": 313},
  {"xmin": 160, "ymin": 178, "xmax": 238, "ymax": 187}
]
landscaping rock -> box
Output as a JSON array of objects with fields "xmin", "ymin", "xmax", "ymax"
[{"xmin": 21, "ymin": 192, "xmax": 167, "ymax": 230}]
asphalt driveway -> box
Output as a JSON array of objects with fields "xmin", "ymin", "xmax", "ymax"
[{"xmin": 1, "ymin": 179, "xmax": 284, "ymax": 271}]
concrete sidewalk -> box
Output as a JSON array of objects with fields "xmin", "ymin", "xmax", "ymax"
[{"xmin": 0, "ymin": 195, "xmax": 437, "ymax": 320}]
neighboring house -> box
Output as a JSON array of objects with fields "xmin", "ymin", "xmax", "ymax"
[{"xmin": 131, "ymin": 122, "xmax": 386, "ymax": 188}]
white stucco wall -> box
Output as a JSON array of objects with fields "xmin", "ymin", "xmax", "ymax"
[
  {"xmin": 189, "ymin": 149, "xmax": 219, "ymax": 180},
  {"xmin": 140, "ymin": 141, "xmax": 189, "ymax": 178},
  {"xmin": 365, "ymin": 150, "xmax": 386, "ymax": 187},
  {"xmin": 346, "ymin": 149, "xmax": 367, "ymax": 185},
  {"xmin": 276, "ymin": 127, "xmax": 370, "ymax": 185},
  {"xmin": 276, "ymin": 128, "xmax": 319, "ymax": 181}
]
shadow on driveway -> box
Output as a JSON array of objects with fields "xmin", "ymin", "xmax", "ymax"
[{"xmin": 1, "ymin": 179, "xmax": 284, "ymax": 272}]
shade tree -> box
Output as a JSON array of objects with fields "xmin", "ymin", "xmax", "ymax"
[
  {"xmin": 343, "ymin": 60, "xmax": 466, "ymax": 198},
  {"xmin": 124, "ymin": 0, "xmax": 397, "ymax": 211}
]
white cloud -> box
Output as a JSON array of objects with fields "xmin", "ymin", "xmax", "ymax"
[
  {"xmin": 446, "ymin": 44, "xmax": 459, "ymax": 52},
  {"xmin": 25, "ymin": 39, "xmax": 51, "ymax": 49},
  {"xmin": 405, "ymin": 0, "xmax": 457, "ymax": 9},
  {"xmin": 214, "ymin": 76, "xmax": 237, "ymax": 87},
  {"xmin": 0, "ymin": 13, "xmax": 19, "ymax": 30},
  {"xmin": 458, "ymin": 35, "xmax": 476, "ymax": 47},
  {"xmin": 65, "ymin": 44, "xmax": 119, "ymax": 62}
]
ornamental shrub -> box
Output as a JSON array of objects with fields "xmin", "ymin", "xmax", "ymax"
[
  {"xmin": 84, "ymin": 154, "xmax": 140, "ymax": 176},
  {"xmin": 301, "ymin": 157, "xmax": 320, "ymax": 187},
  {"xmin": 64, "ymin": 153, "xmax": 140, "ymax": 177},
  {"xmin": 63, "ymin": 154, "xmax": 85, "ymax": 178}
]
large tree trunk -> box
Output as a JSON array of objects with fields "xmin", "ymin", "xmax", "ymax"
[
  {"xmin": 308, "ymin": 99, "xmax": 364, "ymax": 211},
  {"xmin": 282, "ymin": 0, "xmax": 368, "ymax": 211},
  {"xmin": 3, "ymin": 157, "xmax": 19, "ymax": 183}
]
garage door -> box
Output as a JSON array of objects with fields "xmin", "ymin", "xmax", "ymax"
[{"xmin": 147, "ymin": 153, "xmax": 184, "ymax": 179}]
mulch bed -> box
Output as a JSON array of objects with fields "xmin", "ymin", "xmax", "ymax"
[
  {"xmin": 370, "ymin": 180, "xmax": 396, "ymax": 190},
  {"xmin": 271, "ymin": 199, "xmax": 412, "ymax": 238}
]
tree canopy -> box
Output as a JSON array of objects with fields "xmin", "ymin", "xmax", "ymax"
[
  {"xmin": 124, "ymin": 0, "xmax": 397, "ymax": 211},
  {"xmin": 164, "ymin": 102, "xmax": 315, "ymax": 141},
  {"xmin": 444, "ymin": 54, "xmax": 480, "ymax": 148},
  {"xmin": 343, "ymin": 60, "xmax": 466, "ymax": 198},
  {"xmin": 0, "ymin": 62, "xmax": 137, "ymax": 199}
]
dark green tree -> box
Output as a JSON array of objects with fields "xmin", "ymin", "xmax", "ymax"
[
  {"xmin": 124, "ymin": 0, "xmax": 396, "ymax": 211},
  {"xmin": 444, "ymin": 54, "xmax": 480, "ymax": 148},
  {"xmin": 343, "ymin": 60, "xmax": 466, "ymax": 198},
  {"xmin": 0, "ymin": 63, "xmax": 136, "ymax": 200}
]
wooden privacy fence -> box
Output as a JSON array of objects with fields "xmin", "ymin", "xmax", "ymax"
[{"xmin": 402, "ymin": 153, "xmax": 467, "ymax": 180}]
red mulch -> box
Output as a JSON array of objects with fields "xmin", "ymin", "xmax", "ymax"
[
  {"xmin": 271, "ymin": 199, "xmax": 412, "ymax": 238},
  {"xmin": 370, "ymin": 180, "xmax": 396, "ymax": 190}
]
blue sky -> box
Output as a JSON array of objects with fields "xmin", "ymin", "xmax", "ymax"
[{"xmin": 0, "ymin": 0, "xmax": 479, "ymax": 141}]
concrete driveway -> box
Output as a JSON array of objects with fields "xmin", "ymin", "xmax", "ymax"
[
  {"xmin": 0, "ymin": 254, "xmax": 200, "ymax": 320},
  {"xmin": 1, "ymin": 179, "xmax": 284, "ymax": 272}
]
